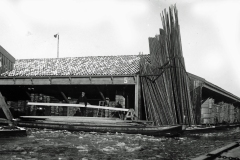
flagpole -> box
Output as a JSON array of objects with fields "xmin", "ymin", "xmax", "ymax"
[{"xmin": 57, "ymin": 34, "xmax": 59, "ymax": 58}]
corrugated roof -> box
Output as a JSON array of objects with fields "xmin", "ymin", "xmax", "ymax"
[{"xmin": 1, "ymin": 55, "xmax": 149, "ymax": 77}]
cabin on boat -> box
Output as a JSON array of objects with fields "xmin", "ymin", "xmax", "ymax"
[{"xmin": 0, "ymin": 45, "xmax": 240, "ymax": 125}]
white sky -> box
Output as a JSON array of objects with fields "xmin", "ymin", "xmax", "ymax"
[{"xmin": 0, "ymin": 0, "xmax": 240, "ymax": 97}]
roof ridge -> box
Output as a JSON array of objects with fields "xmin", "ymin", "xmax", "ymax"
[{"xmin": 16, "ymin": 54, "xmax": 149, "ymax": 60}]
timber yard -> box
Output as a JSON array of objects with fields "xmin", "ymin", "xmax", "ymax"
[{"xmin": 1, "ymin": 3, "xmax": 240, "ymax": 160}]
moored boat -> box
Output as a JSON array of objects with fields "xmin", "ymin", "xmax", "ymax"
[{"xmin": 17, "ymin": 116, "xmax": 183, "ymax": 137}]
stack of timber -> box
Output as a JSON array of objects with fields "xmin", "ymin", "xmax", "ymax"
[
  {"xmin": 201, "ymin": 98, "xmax": 215, "ymax": 124},
  {"xmin": 7, "ymin": 93, "xmax": 70, "ymax": 117},
  {"xmin": 140, "ymin": 5, "xmax": 195, "ymax": 125},
  {"xmin": 189, "ymin": 79, "xmax": 203, "ymax": 124},
  {"xmin": 217, "ymin": 102, "xmax": 237, "ymax": 124},
  {"xmin": 200, "ymin": 98, "xmax": 240, "ymax": 125}
]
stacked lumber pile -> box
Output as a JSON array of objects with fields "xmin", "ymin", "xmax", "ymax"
[
  {"xmin": 140, "ymin": 5, "xmax": 195, "ymax": 125},
  {"xmin": 201, "ymin": 98, "xmax": 214, "ymax": 124},
  {"xmin": 234, "ymin": 106, "xmax": 240, "ymax": 123},
  {"xmin": 217, "ymin": 102, "xmax": 236, "ymax": 124},
  {"xmin": 1, "ymin": 55, "xmax": 142, "ymax": 77},
  {"xmin": 200, "ymin": 99, "xmax": 240, "ymax": 124}
]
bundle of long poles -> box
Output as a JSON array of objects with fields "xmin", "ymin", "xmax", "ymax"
[{"xmin": 140, "ymin": 5, "xmax": 196, "ymax": 126}]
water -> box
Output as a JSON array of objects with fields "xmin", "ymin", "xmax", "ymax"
[{"xmin": 0, "ymin": 127, "xmax": 240, "ymax": 160}]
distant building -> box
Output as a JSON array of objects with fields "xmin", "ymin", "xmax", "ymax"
[{"xmin": 0, "ymin": 45, "xmax": 15, "ymax": 74}]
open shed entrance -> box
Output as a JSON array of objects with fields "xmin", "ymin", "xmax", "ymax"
[{"xmin": 0, "ymin": 84, "xmax": 135, "ymax": 118}]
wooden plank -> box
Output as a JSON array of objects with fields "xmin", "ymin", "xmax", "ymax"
[
  {"xmin": 32, "ymin": 79, "xmax": 51, "ymax": 85},
  {"xmin": 208, "ymin": 142, "xmax": 239, "ymax": 155},
  {"xmin": 51, "ymin": 78, "xmax": 71, "ymax": 84},
  {"xmin": 71, "ymin": 77, "xmax": 91, "ymax": 84},
  {"xmin": 15, "ymin": 79, "xmax": 32, "ymax": 85},
  {"xmin": 113, "ymin": 77, "xmax": 135, "ymax": 84},
  {"xmin": 134, "ymin": 75, "xmax": 139, "ymax": 119},
  {"xmin": 91, "ymin": 77, "xmax": 112, "ymax": 84},
  {"xmin": 60, "ymin": 92, "xmax": 69, "ymax": 103},
  {"xmin": 0, "ymin": 79, "xmax": 14, "ymax": 85},
  {"xmin": 0, "ymin": 76, "xmax": 136, "ymax": 85},
  {"xmin": 96, "ymin": 86, "xmax": 106, "ymax": 102},
  {"xmin": 27, "ymin": 102, "xmax": 129, "ymax": 111}
]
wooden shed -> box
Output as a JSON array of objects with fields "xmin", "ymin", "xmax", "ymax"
[
  {"xmin": 0, "ymin": 53, "xmax": 239, "ymax": 123},
  {"xmin": 0, "ymin": 45, "xmax": 15, "ymax": 74},
  {"xmin": 0, "ymin": 55, "xmax": 145, "ymax": 119}
]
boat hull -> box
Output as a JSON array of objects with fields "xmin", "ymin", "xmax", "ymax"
[{"xmin": 17, "ymin": 116, "xmax": 182, "ymax": 137}]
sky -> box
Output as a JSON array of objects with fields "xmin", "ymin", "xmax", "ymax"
[{"xmin": 0, "ymin": 0, "xmax": 240, "ymax": 97}]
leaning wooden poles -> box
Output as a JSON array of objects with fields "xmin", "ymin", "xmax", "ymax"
[{"xmin": 140, "ymin": 5, "xmax": 196, "ymax": 126}]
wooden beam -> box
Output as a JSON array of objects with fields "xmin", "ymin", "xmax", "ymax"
[
  {"xmin": 96, "ymin": 86, "xmax": 106, "ymax": 102},
  {"xmin": 0, "ymin": 76, "xmax": 137, "ymax": 85},
  {"xmin": 134, "ymin": 75, "xmax": 140, "ymax": 120},
  {"xmin": 25, "ymin": 91, "xmax": 31, "ymax": 99},
  {"xmin": 60, "ymin": 92, "xmax": 69, "ymax": 103},
  {"xmin": 137, "ymin": 75, "xmax": 142, "ymax": 120},
  {"xmin": 0, "ymin": 92, "xmax": 14, "ymax": 126},
  {"xmin": 27, "ymin": 102, "xmax": 129, "ymax": 111}
]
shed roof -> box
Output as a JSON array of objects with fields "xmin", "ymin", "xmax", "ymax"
[
  {"xmin": 1, "ymin": 55, "xmax": 149, "ymax": 77},
  {"xmin": 0, "ymin": 54, "xmax": 239, "ymax": 101}
]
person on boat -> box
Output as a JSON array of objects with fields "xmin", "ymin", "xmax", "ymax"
[{"xmin": 76, "ymin": 92, "xmax": 88, "ymax": 116}]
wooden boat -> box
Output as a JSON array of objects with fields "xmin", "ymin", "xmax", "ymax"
[
  {"xmin": 16, "ymin": 116, "xmax": 183, "ymax": 137},
  {"xmin": 192, "ymin": 141, "xmax": 240, "ymax": 160},
  {"xmin": 183, "ymin": 124, "xmax": 240, "ymax": 134}
]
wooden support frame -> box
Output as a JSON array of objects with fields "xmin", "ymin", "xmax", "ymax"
[
  {"xmin": 49, "ymin": 77, "xmax": 52, "ymax": 84},
  {"xmin": 89, "ymin": 77, "xmax": 92, "ymax": 84},
  {"xmin": 0, "ymin": 76, "xmax": 136, "ymax": 85},
  {"xmin": 0, "ymin": 92, "xmax": 14, "ymax": 126},
  {"xmin": 31, "ymin": 78, "xmax": 33, "ymax": 85},
  {"xmin": 111, "ymin": 76, "xmax": 113, "ymax": 84}
]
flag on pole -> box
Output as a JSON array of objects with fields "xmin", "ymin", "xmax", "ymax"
[{"xmin": 54, "ymin": 34, "xmax": 59, "ymax": 38}]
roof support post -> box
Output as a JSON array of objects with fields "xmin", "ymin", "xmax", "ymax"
[
  {"xmin": 49, "ymin": 77, "xmax": 52, "ymax": 84},
  {"xmin": 134, "ymin": 75, "xmax": 141, "ymax": 120},
  {"xmin": 89, "ymin": 77, "xmax": 92, "ymax": 84}
]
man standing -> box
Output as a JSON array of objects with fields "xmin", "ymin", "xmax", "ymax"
[{"xmin": 76, "ymin": 92, "xmax": 88, "ymax": 116}]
